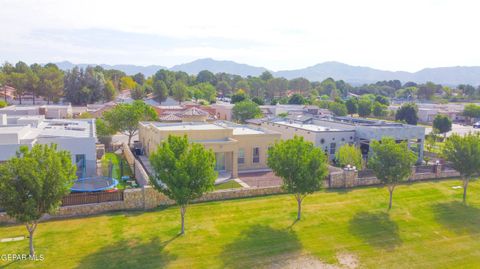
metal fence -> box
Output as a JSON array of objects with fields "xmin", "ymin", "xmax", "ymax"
[
  {"xmin": 442, "ymin": 163, "xmax": 456, "ymax": 171},
  {"xmin": 61, "ymin": 191, "xmax": 124, "ymax": 206},
  {"xmin": 415, "ymin": 165, "xmax": 435, "ymax": 174},
  {"xmin": 358, "ymin": 169, "xmax": 376, "ymax": 178}
]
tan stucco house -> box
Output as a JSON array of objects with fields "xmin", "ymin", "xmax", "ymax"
[{"xmin": 138, "ymin": 121, "xmax": 281, "ymax": 178}]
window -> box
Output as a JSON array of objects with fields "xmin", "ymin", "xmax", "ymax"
[
  {"xmin": 330, "ymin": 143, "xmax": 336, "ymax": 155},
  {"xmin": 75, "ymin": 154, "xmax": 86, "ymax": 178},
  {"xmin": 238, "ymin": 148, "xmax": 245, "ymax": 164},
  {"xmin": 253, "ymin": 147, "xmax": 260, "ymax": 163}
]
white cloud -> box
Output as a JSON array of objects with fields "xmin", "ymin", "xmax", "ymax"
[{"xmin": 0, "ymin": 0, "xmax": 479, "ymax": 71}]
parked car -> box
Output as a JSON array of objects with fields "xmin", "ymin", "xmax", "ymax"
[{"xmin": 474, "ymin": 121, "xmax": 480, "ymax": 128}]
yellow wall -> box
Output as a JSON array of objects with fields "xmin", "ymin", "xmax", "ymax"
[{"xmin": 139, "ymin": 122, "xmax": 281, "ymax": 177}]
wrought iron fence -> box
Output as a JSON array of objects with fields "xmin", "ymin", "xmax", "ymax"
[
  {"xmin": 358, "ymin": 169, "xmax": 376, "ymax": 178},
  {"xmin": 61, "ymin": 191, "xmax": 124, "ymax": 206},
  {"xmin": 415, "ymin": 165, "xmax": 435, "ymax": 174}
]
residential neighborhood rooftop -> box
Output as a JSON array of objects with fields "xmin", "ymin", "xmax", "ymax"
[{"xmin": 269, "ymin": 120, "xmax": 346, "ymax": 132}]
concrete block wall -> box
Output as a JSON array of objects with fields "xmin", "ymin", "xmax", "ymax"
[
  {"xmin": 0, "ymin": 164, "xmax": 462, "ymax": 224},
  {"xmin": 122, "ymin": 142, "xmax": 150, "ymax": 187}
]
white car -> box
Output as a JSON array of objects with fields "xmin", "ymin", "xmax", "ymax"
[{"xmin": 474, "ymin": 121, "xmax": 480, "ymax": 129}]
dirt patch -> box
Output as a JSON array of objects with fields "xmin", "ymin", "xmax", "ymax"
[
  {"xmin": 268, "ymin": 252, "xmax": 359, "ymax": 269},
  {"xmin": 336, "ymin": 253, "xmax": 359, "ymax": 269}
]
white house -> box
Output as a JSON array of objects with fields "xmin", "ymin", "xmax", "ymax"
[{"xmin": 0, "ymin": 114, "xmax": 97, "ymax": 178}]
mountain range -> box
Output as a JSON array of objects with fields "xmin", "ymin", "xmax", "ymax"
[{"xmin": 54, "ymin": 59, "xmax": 480, "ymax": 86}]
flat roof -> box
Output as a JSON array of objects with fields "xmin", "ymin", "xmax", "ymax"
[
  {"xmin": 215, "ymin": 121, "xmax": 275, "ymax": 135},
  {"xmin": 142, "ymin": 121, "xmax": 276, "ymax": 135},
  {"xmin": 324, "ymin": 116, "xmax": 422, "ymax": 128},
  {"xmin": 145, "ymin": 122, "xmax": 226, "ymax": 131},
  {"xmin": 271, "ymin": 120, "xmax": 349, "ymax": 132},
  {"xmin": 232, "ymin": 127, "xmax": 265, "ymax": 135}
]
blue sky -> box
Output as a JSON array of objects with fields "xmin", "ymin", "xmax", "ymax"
[{"xmin": 1, "ymin": 0, "xmax": 479, "ymax": 72}]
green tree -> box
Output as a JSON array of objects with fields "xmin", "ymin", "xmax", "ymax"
[
  {"xmin": 442, "ymin": 133, "xmax": 480, "ymax": 203},
  {"xmin": 24, "ymin": 69, "xmax": 39, "ymax": 105},
  {"xmin": 372, "ymin": 101, "xmax": 388, "ymax": 117},
  {"xmin": 374, "ymin": 95, "xmax": 390, "ymax": 106},
  {"xmin": 196, "ymin": 70, "xmax": 216, "ymax": 85},
  {"xmin": 153, "ymin": 80, "xmax": 168, "ymax": 104},
  {"xmin": 424, "ymin": 132, "xmax": 438, "ymax": 164},
  {"xmin": 328, "ymin": 102, "xmax": 348, "ymax": 116},
  {"xmin": 232, "ymin": 100, "xmax": 262, "ymax": 123},
  {"xmin": 0, "ymin": 144, "xmax": 77, "ymax": 256},
  {"xmin": 251, "ymin": 96, "xmax": 265, "ymax": 105},
  {"xmin": 9, "ymin": 72, "xmax": 28, "ymax": 104},
  {"xmin": 149, "ymin": 135, "xmax": 216, "ymax": 234},
  {"xmin": 335, "ymin": 144, "xmax": 363, "ymax": 169},
  {"xmin": 103, "ymin": 100, "xmax": 157, "ymax": 145},
  {"xmin": 369, "ymin": 137, "xmax": 417, "ymax": 209},
  {"xmin": 395, "ymin": 103, "xmax": 419, "ymax": 125},
  {"xmin": 216, "ymin": 81, "xmax": 231, "ymax": 97},
  {"xmin": 120, "ymin": 76, "xmax": 136, "ymax": 90},
  {"xmin": 194, "ymin": 82, "xmax": 217, "ymax": 102},
  {"xmin": 235, "ymin": 80, "xmax": 250, "ymax": 93},
  {"xmin": 172, "ymin": 81, "xmax": 188, "ymax": 104},
  {"xmin": 260, "ymin": 71, "xmax": 273, "ymax": 81},
  {"xmin": 154, "ymin": 69, "xmax": 176, "ymax": 89},
  {"xmin": 0, "ymin": 100, "xmax": 7, "ymax": 108},
  {"xmin": 64, "ymin": 66, "xmax": 105, "ymax": 105},
  {"xmin": 318, "ymin": 78, "xmax": 337, "ymax": 96},
  {"xmin": 268, "ymin": 136, "xmax": 328, "ymax": 220},
  {"xmin": 131, "ymin": 84, "xmax": 145, "ymax": 100},
  {"xmin": 231, "ymin": 89, "xmax": 248, "ymax": 104},
  {"xmin": 432, "ymin": 115, "xmax": 452, "ymax": 138},
  {"xmin": 103, "ymin": 80, "xmax": 117, "ymax": 102},
  {"xmin": 345, "ymin": 98, "xmax": 358, "ymax": 116},
  {"xmin": 357, "ymin": 97, "xmax": 372, "ymax": 117},
  {"xmin": 95, "ymin": 118, "xmax": 116, "ymax": 147},
  {"xmin": 463, "ymin": 104, "xmax": 480, "ymax": 119},
  {"xmin": 38, "ymin": 65, "xmax": 64, "ymax": 104},
  {"xmin": 289, "ymin": 77, "xmax": 311, "ymax": 94},
  {"xmin": 417, "ymin": 82, "xmax": 437, "ymax": 100},
  {"xmin": 288, "ymin": 93, "xmax": 306, "ymax": 105},
  {"xmin": 132, "ymin": 73, "xmax": 145, "ymax": 85}
]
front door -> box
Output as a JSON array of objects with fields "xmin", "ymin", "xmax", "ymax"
[{"xmin": 215, "ymin": 152, "xmax": 226, "ymax": 171}]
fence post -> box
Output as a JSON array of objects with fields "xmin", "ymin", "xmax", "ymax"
[{"xmin": 435, "ymin": 164, "xmax": 442, "ymax": 178}]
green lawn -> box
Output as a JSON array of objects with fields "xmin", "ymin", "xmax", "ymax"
[
  {"xmin": 2, "ymin": 179, "xmax": 480, "ymax": 268},
  {"xmin": 214, "ymin": 180, "xmax": 242, "ymax": 190},
  {"xmin": 102, "ymin": 153, "xmax": 134, "ymax": 189}
]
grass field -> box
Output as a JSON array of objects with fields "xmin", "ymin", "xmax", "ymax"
[
  {"xmin": 1, "ymin": 179, "xmax": 480, "ymax": 268},
  {"xmin": 214, "ymin": 180, "xmax": 242, "ymax": 190},
  {"xmin": 102, "ymin": 153, "xmax": 134, "ymax": 189}
]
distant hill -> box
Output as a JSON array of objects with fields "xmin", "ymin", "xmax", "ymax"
[
  {"xmin": 170, "ymin": 58, "xmax": 268, "ymax": 77},
  {"xmin": 54, "ymin": 60, "xmax": 480, "ymax": 86},
  {"xmin": 274, "ymin": 62, "xmax": 411, "ymax": 85},
  {"xmin": 274, "ymin": 62, "xmax": 480, "ymax": 86},
  {"xmin": 55, "ymin": 61, "xmax": 166, "ymax": 77}
]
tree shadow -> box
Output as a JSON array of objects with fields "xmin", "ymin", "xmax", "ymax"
[
  {"xmin": 221, "ymin": 225, "xmax": 302, "ymax": 268},
  {"xmin": 349, "ymin": 211, "xmax": 402, "ymax": 250},
  {"xmin": 75, "ymin": 236, "xmax": 178, "ymax": 269},
  {"xmin": 432, "ymin": 201, "xmax": 480, "ymax": 235}
]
